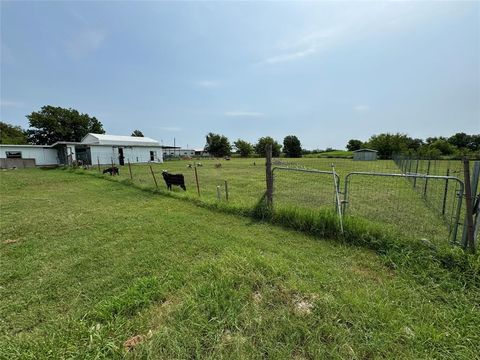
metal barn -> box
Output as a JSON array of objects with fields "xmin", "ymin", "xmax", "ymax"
[{"xmin": 353, "ymin": 149, "xmax": 378, "ymax": 161}]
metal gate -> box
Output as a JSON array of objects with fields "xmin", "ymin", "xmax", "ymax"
[
  {"xmin": 342, "ymin": 171, "xmax": 464, "ymax": 244},
  {"xmin": 272, "ymin": 166, "xmax": 344, "ymax": 232}
]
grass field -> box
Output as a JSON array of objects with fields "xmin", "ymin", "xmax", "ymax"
[
  {"xmin": 1, "ymin": 169, "xmax": 479, "ymax": 358},
  {"xmin": 90, "ymin": 157, "xmax": 469, "ymax": 248}
]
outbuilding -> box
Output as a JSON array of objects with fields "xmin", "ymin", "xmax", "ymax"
[
  {"xmin": 0, "ymin": 133, "xmax": 163, "ymax": 168},
  {"xmin": 353, "ymin": 149, "xmax": 378, "ymax": 161}
]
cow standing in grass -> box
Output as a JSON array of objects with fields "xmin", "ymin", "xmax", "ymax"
[{"xmin": 162, "ymin": 171, "xmax": 186, "ymax": 191}]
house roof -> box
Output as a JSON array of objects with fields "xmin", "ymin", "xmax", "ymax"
[
  {"xmin": 81, "ymin": 133, "xmax": 160, "ymax": 147},
  {"xmin": 353, "ymin": 148, "xmax": 378, "ymax": 153}
]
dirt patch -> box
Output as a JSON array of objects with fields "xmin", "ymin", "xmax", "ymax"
[
  {"xmin": 252, "ymin": 291, "xmax": 262, "ymax": 304},
  {"xmin": 3, "ymin": 239, "xmax": 19, "ymax": 244},
  {"xmin": 293, "ymin": 294, "xmax": 318, "ymax": 316},
  {"xmin": 124, "ymin": 335, "xmax": 143, "ymax": 352}
]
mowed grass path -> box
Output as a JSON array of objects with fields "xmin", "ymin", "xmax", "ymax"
[{"xmin": 1, "ymin": 169, "xmax": 478, "ymax": 359}]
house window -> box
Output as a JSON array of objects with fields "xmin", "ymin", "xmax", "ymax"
[
  {"xmin": 150, "ymin": 151, "xmax": 156, "ymax": 161},
  {"xmin": 6, "ymin": 151, "xmax": 22, "ymax": 159}
]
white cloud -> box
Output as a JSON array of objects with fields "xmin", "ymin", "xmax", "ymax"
[
  {"xmin": 0, "ymin": 99, "xmax": 24, "ymax": 108},
  {"xmin": 196, "ymin": 80, "xmax": 220, "ymax": 88},
  {"xmin": 258, "ymin": 2, "xmax": 432, "ymax": 65},
  {"xmin": 66, "ymin": 29, "xmax": 107, "ymax": 60},
  {"xmin": 159, "ymin": 126, "xmax": 182, "ymax": 132},
  {"xmin": 224, "ymin": 111, "xmax": 264, "ymax": 117},
  {"xmin": 354, "ymin": 105, "xmax": 370, "ymax": 112}
]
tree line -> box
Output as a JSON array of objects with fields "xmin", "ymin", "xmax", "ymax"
[
  {"xmin": 0, "ymin": 106, "xmax": 145, "ymax": 145},
  {"xmin": 346, "ymin": 133, "xmax": 480, "ymax": 159},
  {"xmin": 204, "ymin": 133, "xmax": 302, "ymax": 158}
]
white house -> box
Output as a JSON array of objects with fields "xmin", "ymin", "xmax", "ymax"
[{"xmin": 0, "ymin": 133, "xmax": 163, "ymax": 168}]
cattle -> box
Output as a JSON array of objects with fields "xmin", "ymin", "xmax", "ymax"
[
  {"xmin": 103, "ymin": 166, "xmax": 119, "ymax": 175},
  {"xmin": 162, "ymin": 171, "xmax": 186, "ymax": 191}
]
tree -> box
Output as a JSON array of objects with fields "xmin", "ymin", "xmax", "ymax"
[
  {"xmin": 26, "ymin": 106, "xmax": 104, "ymax": 145},
  {"xmin": 366, "ymin": 133, "xmax": 410, "ymax": 159},
  {"xmin": 131, "ymin": 129, "xmax": 144, "ymax": 137},
  {"xmin": 233, "ymin": 139, "xmax": 254, "ymax": 157},
  {"xmin": 430, "ymin": 138, "xmax": 455, "ymax": 155},
  {"xmin": 346, "ymin": 139, "xmax": 363, "ymax": 151},
  {"xmin": 204, "ymin": 132, "xmax": 231, "ymax": 157},
  {"xmin": 0, "ymin": 122, "xmax": 28, "ymax": 144},
  {"xmin": 283, "ymin": 135, "xmax": 302, "ymax": 157},
  {"xmin": 254, "ymin": 136, "xmax": 282, "ymax": 157}
]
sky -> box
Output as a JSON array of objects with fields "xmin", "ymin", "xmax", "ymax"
[{"xmin": 1, "ymin": 1, "xmax": 479, "ymax": 150}]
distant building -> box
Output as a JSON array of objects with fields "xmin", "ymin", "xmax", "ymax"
[
  {"xmin": 0, "ymin": 133, "xmax": 163, "ymax": 168},
  {"xmin": 194, "ymin": 148, "xmax": 210, "ymax": 157},
  {"xmin": 353, "ymin": 149, "xmax": 378, "ymax": 161}
]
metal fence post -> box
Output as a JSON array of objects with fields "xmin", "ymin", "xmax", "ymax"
[
  {"xmin": 413, "ymin": 159, "xmax": 419, "ymax": 187},
  {"xmin": 224, "ymin": 180, "xmax": 229, "ymax": 202},
  {"xmin": 265, "ymin": 144, "xmax": 273, "ymax": 207},
  {"xmin": 442, "ymin": 168, "xmax": 450, "ymax": 216},
  {"xmin": 423, "ymin": 160, "xmax": 431, "ymax": 198},
  {"xmin": 462, "ymin": 159, "xmax": 475, "ymax": 252},
  {"xmin": 97, "ymin": 156, "xmax": 101, "ymax": 173}
]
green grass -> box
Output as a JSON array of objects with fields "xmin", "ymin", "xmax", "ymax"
[
  {"xmin": 89, "ymin": 157, "xmax": 470, "ymax": 248},
  {"xmin": 1, "ymin": 168, "xmax": 480, "ymax": 359},
  {"xmin": 304, "ymin": 150, "xmax": 353, "ymax": 158}
]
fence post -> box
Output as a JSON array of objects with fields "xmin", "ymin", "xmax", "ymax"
[
  {"xmin": 216, "ymin": 186, "xmax": 221, "ymax": 200},
  {"xmin": 149, "ymin": 164, "xmax": 158, "ymax": 189},
  {"xmin": 128, "ymin": 159, "xmax": 133, "ymax": 180},
  {"xmin": 472, "ymin": 162, "xmax": 480, "ymax": 246},
  {"xmin": 462, "ymin": 158, "xmax": 475, "ymax": 252},
  {"xmin": 441, "ymin": 168, "xmax": 450, "ymax": 216},
  {"xmin": 97, "ymin": 156, "xmax": 101, "ymax": 173},
  {"xmin": 423, "ymin": 160, "xmax": 431, "ymax": 198},
  {"xmin": 265, "ymin": 144, "xmax": 273, "ymax": 207},
  {"xmin": 224, "ymin": 180, "xmax": 229, "ymax": 202},
  {"xmin": 194, "ymin": 166, "xmax": 200, "ymax": 196},
  {"xmin": 413, "ymin": 159, "xmax": 419, "ymax": 187}
]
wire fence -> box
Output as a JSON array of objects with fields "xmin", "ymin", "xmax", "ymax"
[{"xmin": 86, "ymin": 156, "xmax": 479, "ymax": 250}]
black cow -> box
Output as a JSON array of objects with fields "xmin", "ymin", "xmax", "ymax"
[
  {"xmin": 103, "ymin": 166, "xmax": 119, "ymax": 175},
  {"xmin": 162, "ymin": 171, "xmax": 186, "ymax": 191}
]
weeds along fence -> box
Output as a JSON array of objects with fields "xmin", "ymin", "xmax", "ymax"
[{"xmin": 86, "ymin": 154, "xmax": 478, "ymax": 251}]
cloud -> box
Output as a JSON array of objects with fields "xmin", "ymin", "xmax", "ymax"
[
  {"xmin": 159, "ymin": 126, "xmax": 182, "ymax": 132},
  {"xmin": 0, "ymin": 99, "xmax": 24, "ymax": 108},
  {"xmin": 196, "ymin": 80, "xmax": 220, "ymax": 88},
  {"xmin": 66, "ymin": 29, "xmax": 107, "ymax": 60},
  {"xmin": 354, "ymin": 105, "xmax": 370, "ymax": 112},
  {"xmin": 224, "ymin": 111, "xmax": 264, "ymax": 117}
]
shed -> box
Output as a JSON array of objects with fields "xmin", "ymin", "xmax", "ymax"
[{"xmin": 353, "ymin": 149, "xmax": 378, "ymax": 161}]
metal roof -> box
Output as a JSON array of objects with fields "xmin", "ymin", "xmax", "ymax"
[
  {"xmin": 81, "ymin": 133, "xmax": 160, "ymax": 146},
  {"xmin": 353, "ymin": 148, "xmax": 378, "ymax": 153}
]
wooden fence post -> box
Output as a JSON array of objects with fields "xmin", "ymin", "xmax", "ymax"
[
  {"xmin": 149, "ymin": 164, "xmax": 158, "ymax": 189},
  {"xmin": 194, "ymin": 166, "xmax": 200, "ymax": 196},
  {"xmin": 97, "ymin": 156, "xmax": 101, "ymax": 173},
  {"xmin": 111, "ymin": 158, "xmax": 115, "ymax": 176},
  {"xmin": 128, "ymin": 159, "xmax": 133, "ymax": 180},
  {"xmin": 265, "ymin": 144, "xmax": 273, "ymax": 207},
  {"xmin": 463, "ymin": 158, "xmax": 475, "ymax": 252}
]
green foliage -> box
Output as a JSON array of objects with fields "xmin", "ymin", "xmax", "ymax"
[
  {"xmin": 233, "ymin": 139, "xmax": 254, "ymax": 157},
  {"xmin": 205, "ymin": 132, "xmax": 231, "ymax": 157},
  {"xmin": 346, "ymin": 139, "xmax": 363, "ymax": 151},
  {"xmin": 448, "ymin": 132, "xmax": 480, "ymax": 152},
  {"xmin": 366, "ymin": 133, "xmax": 410, "ymax": 159},
  {"xmin": 0, "ymin": 122, "xmax": 27, "ymax": 144},
  {"xmin": 131, "ymin": 129, "xmax": 144, "ymax": 137},
  {"xmin": 26, "ymin": 105, "xmax": 104, "ymax": 145},
  {"xmin": 255, "ymin": 136, "xmax": 282, "ymax": 157},
  {"xmin": 282, "ymin": 135, "xmax": 302, "ymax": 158}
]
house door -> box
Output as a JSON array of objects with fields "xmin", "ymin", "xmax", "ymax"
[
  {"xmin": 150, "ymin": 151, "xmax": 155, "ymax": 161},
  {"xmin": 118, "ymin": 148, "xmax": 125, "ymax": 166}
]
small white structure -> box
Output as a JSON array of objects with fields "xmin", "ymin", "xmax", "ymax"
[
  {"xmin": 0, "ymin": 133, "xmax": 163, "ymax": 168},
  {"xmin": 353, "ymin": 149, "xmax": 378, "ymax": 161}
]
